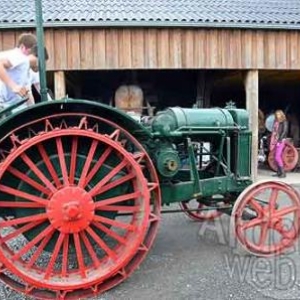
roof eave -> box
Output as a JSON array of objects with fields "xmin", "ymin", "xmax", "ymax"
[{"xmin": 0, "ymin": 20, "xmax": 299, "ymax": 30}]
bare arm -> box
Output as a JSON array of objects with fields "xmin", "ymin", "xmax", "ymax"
[
  {"xmin": 0, "ymin": 59, "xmax": 16, "ymax": 89},
  {"xmin": 0, "ymin": 59, "xmax": 28, "ymax": 97}
]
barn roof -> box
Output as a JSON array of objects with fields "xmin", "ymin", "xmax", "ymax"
[{"xmin": 0, "ymin": 0, "xmax": 299, "ymax": 30}]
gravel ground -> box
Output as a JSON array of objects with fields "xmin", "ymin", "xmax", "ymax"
[{"xmin": 2, "ymin": 200, "xmax": 300, "ymax": 300}]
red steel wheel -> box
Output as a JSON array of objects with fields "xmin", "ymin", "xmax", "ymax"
[
  {"xmin": 268, "ymin": 141, "xmax": 299, "ymax": 172},
  {"xmin": 0, "ymin": 115, "xmax": 161, "ymax": 299},
  {"xmin": 231, "ymin": 180, "xmax": 300, "ymax": 256},
  {"xmin": 179, "ymin": 199, "xmax": 223, "ymax": 221}
]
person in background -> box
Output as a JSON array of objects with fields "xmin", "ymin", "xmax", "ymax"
[
  {"xmin": 27, "ymin": 45, "xmax": 52, "ymax": 104},
  {"xmin": 0, "ymin": 33, "xmax": 37, "ymax": 109},
  {"xmin": 270, "ymin": 109, "xmax": 288, "ymax": 178}
]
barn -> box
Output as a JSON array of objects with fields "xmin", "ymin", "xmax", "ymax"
[{"xmin": 0, "ymin": 0, "xmax": 300, "ymax": 179}]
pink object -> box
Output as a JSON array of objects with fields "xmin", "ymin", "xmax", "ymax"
[
  {"xmin": 275, "ymin": 141, "xmax": 285, "ymax": 167},
  {"xmin": 269, "ymin": 121, "xmax": 279, "ymax": 151}
]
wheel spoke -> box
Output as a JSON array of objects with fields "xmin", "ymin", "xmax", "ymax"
[
  {"xmin": 61, "ymin": 233, "xmax": 69, "ymax": 277},
  {"xmin": 240, "ymin": 218, "xmax": 264, "ymax": 230},
  {"xmin": 44, "ymin": 232, "xmax": 65, "ymax": 280},
  {"xmin": 92, "ymin": 221, "xmax": 127, "ymax": 245},
  {"xmin": 0, "ymin": 213, "xmax": 48, "ymax": 228},
  {"xmin": 56, "ymin": 137, "xmax": 69, "ymax": 186},
  {"xmin": 26, "ymin": 229, "xmax": 55, "ymax": 268},
  {"xmin": 94, "ymin": 215, "xmax": 136, "ymax": 231},
  {"xmin": 2, "ymin": 220, "xmax": 44, "ymax": 243},
  {"xmin": 95, "ymin": 191, "xmax": 141, "ymax": 209},
  {"xmin": 69, "ymin": 137, "xmax": 78, "ymax": 185},
  {"xmin": 78, "ymin": 140, "xmax": 98, "ymax": 188},
  {"xmin": 258, "ymin": 223, "xmax": 268, "ymax": 247},
  {"xmin": 269, "ymin": 188, "xmax": 279, "ymax": 213},
  {"xmin": 12, "ymin": 225, "xmax": 53, "ymax": 261},
  {"xmin": 83, "ymin": 146, "xmax": 113, "ymax": 189},
  {"xmin": 20, "ymin": 153, "xmax": 57, "ymax": 193},
  {"xmin": 96, "ymin": 173, "xmax": 136, "ymax": 196},
  {"xmin": 273, "ymin": 206, "xmax": 299, "ymax": 218},
  {"xmin": 8, "ymin": 166, "xmax": 51, "ymax": 196},
  {"xmin": 0, "ymin": 184, "xmax": 49, "ymax": 206},
  {"xmin": 99, "ymin": 205, "xmax": 140, "ymax": 212},
  {"xmin": 86, "ymin": 226, "xmax": 117, "ymax": 261},
  {"xmin": 90, "ymin": 158, "xmax": 129, "ymax": 197},
  {"xmin": 73, "ymin": 233, "xmax": 86, "ymax": 278},
  {"xmin": 80, "ymin": 231, "xmax": 100, "ymax": 269},
  {"xmin": 249, "ymin": 198, "xmax": 264, "ymax": 216},
  {"xmin": 37, "ymin": 144, "xmax": 62, "ymax": 188},
  {"xmin": 0, "ymin": 201, "xmax": 45, "ymax": 208}
]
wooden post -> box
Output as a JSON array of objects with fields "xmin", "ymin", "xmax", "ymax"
[
  {"xmin": 54, "ymin": 71, "xmax": 66, "ymax": 99},
  {"xmin": 244, "ymin": 70, "xmax": 259, "ymax": 182}
]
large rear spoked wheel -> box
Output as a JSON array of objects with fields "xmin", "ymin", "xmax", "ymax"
[
  {"xmin": 231, "ymin": 180, "xmax": 300, "ymax": 257},
  {"xmin": 0, "ymin": 114, "xmax": 161, "ymax": 299}
]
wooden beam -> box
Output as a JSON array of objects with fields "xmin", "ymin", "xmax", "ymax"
[
  {"xmin": 54, "ymin": 71, "xmax": 66, "ymax": 99},
  {"xmin": 244, "ymin": 70, "xmax": 259, "ymax": 182}
]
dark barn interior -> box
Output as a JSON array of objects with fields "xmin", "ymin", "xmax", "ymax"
[{"xmin": 41, "ymin": 69, "xmax": 300, "ymax": 146}]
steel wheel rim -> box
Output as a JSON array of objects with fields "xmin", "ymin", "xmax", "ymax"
[
  {"xmin": 231, "ymin": 180, "xmax": 300, "ymax": 256},
  {"xmin": 0, "ymin": 114, "xmax": 161, "ymax": 299}
]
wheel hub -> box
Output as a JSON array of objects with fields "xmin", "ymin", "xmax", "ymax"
[
  {"xmin": 63, "ymin": 201, "xmax": 81, "ymax": 220},
  {"xmin": 47, "ymin": 186, "xmax": 95, "ymax": 233}
]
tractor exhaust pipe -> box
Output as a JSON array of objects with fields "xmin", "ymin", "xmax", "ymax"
[{"xmin": 34, "ymin": 0, "xmax": 48, "ymax": 102}]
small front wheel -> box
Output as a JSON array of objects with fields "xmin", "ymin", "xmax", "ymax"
[{"xmin": 231, "ymin": 180, "xmax": 300, "ymax": 256}]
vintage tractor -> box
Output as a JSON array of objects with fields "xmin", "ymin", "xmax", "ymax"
[
  {"xmin": 0, "ymin": 1, "xmax": 299, "ymax": 298},
  {"xmin": 0, "ymin": 99, "xmax": 299, "ymax": 299}
]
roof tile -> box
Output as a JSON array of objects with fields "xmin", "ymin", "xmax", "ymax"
[{"xmin": 0, "ymin": 0, "xmax": 299, "ymax": 29}]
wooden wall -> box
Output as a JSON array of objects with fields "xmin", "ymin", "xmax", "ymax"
[{"xmin": 0, "ymin": 28, "xmax": 299, "ymax": 71}]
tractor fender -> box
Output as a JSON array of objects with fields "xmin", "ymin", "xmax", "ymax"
[{"xmin": 0, "ymin": 99, "xmax": 153, "ymax": 141}]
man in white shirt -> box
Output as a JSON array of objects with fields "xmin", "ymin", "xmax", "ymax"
[{"xmin": 0, "ymin": 33, "xmax": 37, "ymax": 110}]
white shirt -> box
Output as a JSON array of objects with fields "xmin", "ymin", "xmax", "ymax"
[
  {"xmin": 0, "ymin": 48, "xmax": 30, "ymax": 104},
  {"xmin": 28, "ymin": 70, "xmax": 52, "ymax": 101},
  {"xmin": 28, "ymin": 69, "xmax": 40, "ymax": 86}
]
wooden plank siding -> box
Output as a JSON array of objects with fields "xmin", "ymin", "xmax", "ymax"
[{"xmin": 0, "ymin": 28, "xmax": 299, "ymax": 70}]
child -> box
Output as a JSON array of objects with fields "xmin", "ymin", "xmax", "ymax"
[
  {"xmin": 270, "ymin": 109, "xmax": 288, "ymax": 178},
  {"xmin": 27, "ymin": 45, "xmax": 52, "ymax": 104},
  {"xmin": 0, "ymin": 33, "xmax": 37, "ymax": 109}
]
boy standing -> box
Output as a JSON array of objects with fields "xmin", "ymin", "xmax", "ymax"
[{"xmin": 0, "ymin": 33, "xmax": 37, "ymax": 109}]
